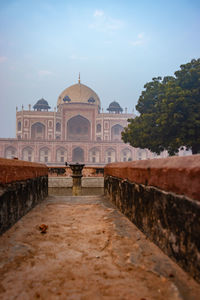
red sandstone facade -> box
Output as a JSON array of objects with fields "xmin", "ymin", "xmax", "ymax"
[{"xmin": 0, "ymin": 79, "xmax": 165, "ymax": 165}]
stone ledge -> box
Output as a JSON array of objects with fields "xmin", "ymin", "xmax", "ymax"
[
  {"xmin": 104, "ymin": 154, "xmax": 200, "ymax": 201},
  {"xmin": 0, "ymin": 158, "xmax": 48, "ymax": 184}
]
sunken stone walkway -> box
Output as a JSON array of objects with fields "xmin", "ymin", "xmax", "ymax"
[{"xmin": 0, "ymin": 194, "xmax": 200, "ymax": 300}]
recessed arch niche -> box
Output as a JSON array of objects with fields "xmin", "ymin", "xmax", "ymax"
[
  {"xmin": 120, "ymin": 148, "xmax": 132, "ymax": 162},
  {"xmin": 111, "ymin": 124, "xmax": 124, "ymax": 141},
  {"xmin": 22, "ymin": 146, "xmax": 33, "ymax": 161},
  {"xmin": 105, "ymin": 148, "xmax": 116, "ymax": 163},
  {"xmin": 89, "ymin": 147, "xmax": 100, "ymax": 163},
  {"xmin": 31, "ymin": 122, "xmax": 45, "ymax": 140},
  {"xmin": 72, "ymin": 147, "xmax": 84, "ymax": 162},
  {"xmin": 5, "ymin": 146, "xmax": 17, "ymax": 159},
  {"xmin": 67, "ymin": 115, "xmax": 90, "ymax": 141}
]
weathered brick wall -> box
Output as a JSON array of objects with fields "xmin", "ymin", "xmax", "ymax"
[
  {"xmin": 0, "ymin": 158, "xmax": 48, "ymax": 235},
  {"xmin": 104, "ymin": 155, "xmax": 200, "ymax": 282}
]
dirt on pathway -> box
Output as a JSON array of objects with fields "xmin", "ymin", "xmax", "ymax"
[{"xmin": 0, "ymin": 195, "xmax": 199, "ymax": 300}]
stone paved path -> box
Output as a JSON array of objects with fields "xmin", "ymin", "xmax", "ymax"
[{"xmin": 0, "ymin": 194, "xmax": 200, "ymax": 300}]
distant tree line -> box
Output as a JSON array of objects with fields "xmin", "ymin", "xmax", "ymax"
[{"xmin": 122, "ymin": 58, "xmax": 200, "ymax": 155}]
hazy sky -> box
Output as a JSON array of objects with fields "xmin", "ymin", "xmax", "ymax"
[{"xmin": 0, "ymin": 0, "xmax": 200, "ymax": 137}]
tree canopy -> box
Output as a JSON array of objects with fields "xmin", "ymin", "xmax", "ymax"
[{"xmin": 122, "ymin": 58, "xmax": 200, "ymax": 155}]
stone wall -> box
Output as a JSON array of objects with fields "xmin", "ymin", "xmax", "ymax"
[
  {"xmin": 0, "ymin": 158, "xmax": 48, "ymax": 235},
  {"xmin": 48, "ymin": 166, "xmax": 104, "ymax": 187},
  {"xmin": 48, "ymin": 166, "xmax": 104, "ymax": 178},
  {"xmin": 104, "ymin": 155, "xmax": 200, "ymax": 282},
  {"xmin": 48, "ymin": 176, "xmax": 104, "ymax": 188}
]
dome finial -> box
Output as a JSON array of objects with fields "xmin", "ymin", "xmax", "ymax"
[{"xmin": 78, "ymin": 72, "xmax": 81, "ymax": 84}]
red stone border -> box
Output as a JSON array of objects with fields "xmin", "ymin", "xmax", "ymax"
[
  {"xmin": 104, "ymin": 155, "xmax": 200, "ymax": 201},
  {"xmin": 0, "ymin": 158, "xmax": 48, "ymax": 184}
]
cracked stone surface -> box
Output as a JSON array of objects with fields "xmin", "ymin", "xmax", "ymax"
[{"xmin": 0, "ymin": 194, "xmax": 199, "ymax": 300}]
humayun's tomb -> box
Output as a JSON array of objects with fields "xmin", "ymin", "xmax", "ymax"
[{"xmin": 0, "ymin": 77, "xmax": 189, "ymax": 165}]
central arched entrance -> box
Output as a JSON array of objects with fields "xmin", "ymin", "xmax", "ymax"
[
  {"xmin": 67, "ymin": 115, "xmax": 90, "ymax": 141},
  {"xmin": 72, "ymin": 147, "xmax": 84, "ymax": 162}
]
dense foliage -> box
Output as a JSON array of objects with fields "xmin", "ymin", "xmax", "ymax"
[{"xmin": 122, "ymin": 59, "xmax": 200, "ymax": 155}]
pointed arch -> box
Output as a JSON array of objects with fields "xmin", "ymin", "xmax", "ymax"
[
  {"xmin": 22, "ymin": 146, "xmax": 33, "ymax": 162},
  {"xmin": 31, "ymin": 122, "xmax": 45, "ymax": 140},
  {"xmin": 89, "ymin": 147, "xmax": 100, "ymax": 163},
  {"xmin": 72, "ymin": 147, "xmax": 84, "ymax": 162},
  {"xmin": 105, "ymin": 148, "xmax": 116, "ymax": 163},
  {"xmin": 56, "ymin": 122, "xmax": 61, "ymax": 132},
  {"xmin": 111, "ymin": 124, "xmax": 124, "ymax": 141},
  {"xmin": 137, "ymin": 149, "xmax": 147, "ymax": 160},
  {"xmin": 17, "ymin": 121, "xmax": 21, "ymax": 131},
  {"xmin": 56, "ymin": 147, "xmax": 67, "ymax": 163},
  {"xmin": 5, "ymin": 146, "xmax": 17, "ymax": 159},
  {"xmin": 120, "ymin": 148, "xmax": 132, "ymax": 162},
  {"xmin": 39, "ymin": 147, "xmax": 51, "ymax": 163},
  {"xmin": 96, "ymin": 123, "xmax": 101, "ymax": 133},
  {"xmin": 67, "ymin": 115, "xmax": 90, "ymax": 141}
]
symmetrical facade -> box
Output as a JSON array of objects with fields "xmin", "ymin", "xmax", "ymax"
[{"xmin": 0, "ymin": 79, "xmax": 160, "ymax": 165}]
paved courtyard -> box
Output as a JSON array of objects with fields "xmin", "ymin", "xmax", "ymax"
[{"xmin": 0, "ymin": 194, "xmax": 199, "ymax": 300}]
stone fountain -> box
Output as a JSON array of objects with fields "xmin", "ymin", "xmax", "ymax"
[{"xmin": 67, "ymin": 162, "xmax": 85, "ymax": 196}]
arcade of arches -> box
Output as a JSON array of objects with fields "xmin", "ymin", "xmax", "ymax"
[
  {"xmin": 28, "ymin": 120, "xmax": 125, "ymax": 144},
  {"xmin": 4, "ymin": 146, "xmax": 134, "ymax": 163}
]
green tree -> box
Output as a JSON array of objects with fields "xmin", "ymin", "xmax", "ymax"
[{"xmin": 122, "ymin": 59, "xmax": 200, "ymax": 155}]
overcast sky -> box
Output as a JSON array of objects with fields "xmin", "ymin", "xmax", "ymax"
[{"xmin": 0, "ymin": 0, "xmax": 200, "ymax": 137}]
